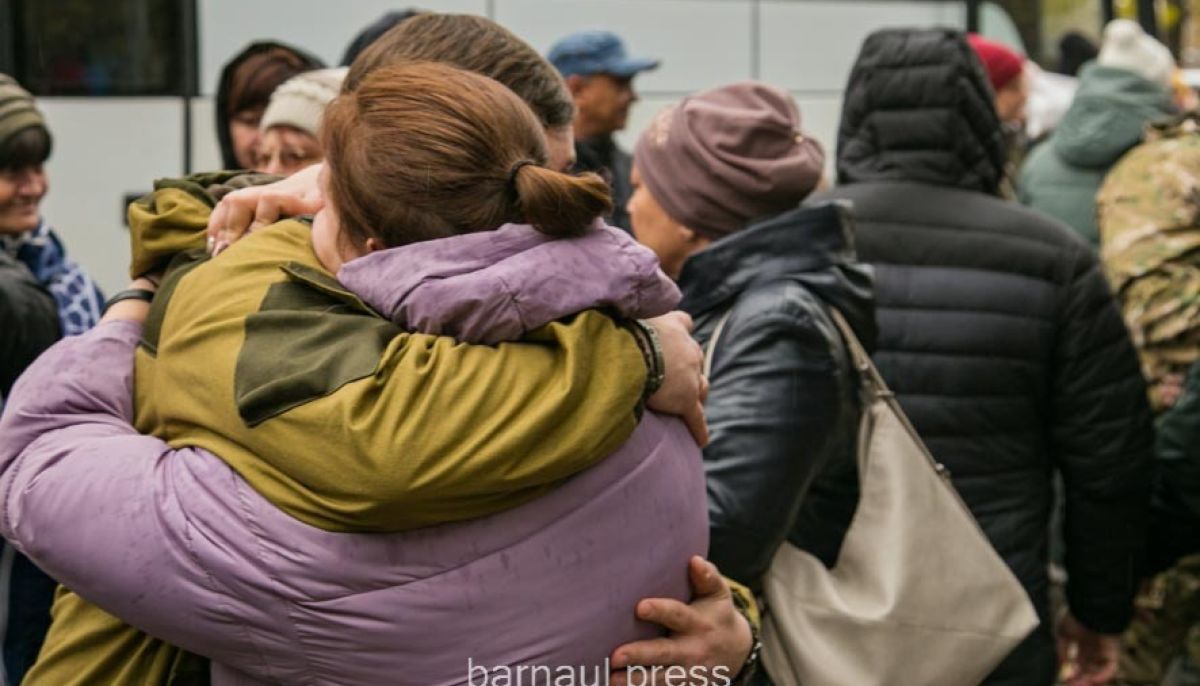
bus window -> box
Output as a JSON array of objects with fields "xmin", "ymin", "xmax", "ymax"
[
  {"xmin": 1, "ymin": 0, "xmax": 193, "ymax": 96},
  {"xmin": 983, "ymin": 0, "xmax": 1105, "ymax": 69}
]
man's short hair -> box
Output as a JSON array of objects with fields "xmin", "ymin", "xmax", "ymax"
[{"xmin": 345, "ymin": 13, "xmax": 575, "ymax": 129}]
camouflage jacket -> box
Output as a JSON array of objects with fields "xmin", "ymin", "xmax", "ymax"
[{"xmin": 1096, "ymin": 112, "xmax": 1200, "ymax": 413}]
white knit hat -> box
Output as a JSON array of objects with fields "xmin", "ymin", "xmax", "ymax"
[
  {"xmin": 1098, "ymin": 19, "xmax": 1175, "ymax": 86},
  {"xmin": 260, "ymin": 67, "xmax": 347, "ymax": 136}
]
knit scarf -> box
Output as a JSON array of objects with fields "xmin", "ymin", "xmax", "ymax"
[{"xmin": 0, "ymin": 221, "xmax": 103, "ymax": 336}]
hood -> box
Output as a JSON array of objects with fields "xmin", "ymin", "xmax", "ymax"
[
  {"xmin": 677, "ymin": 202, "xmax": 876, "ymax": 347},
  {"xmin": 215, "ymin": 41, "xmax": 324, "ymax": 169},
  {"xmin": 1052, "ymin": 62, "xmax": 1175, "ymax": 169},
  {"xmin": 337, "ymin": 221, "xmax": 681, "ymax": 345},
  {"xmin": 837, "ymin": 28, "xmax": 1006, "ymax": 194}
]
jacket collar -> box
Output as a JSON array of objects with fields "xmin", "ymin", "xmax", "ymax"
[{"xmin": 677, "ymin": 202, "xmax": 855, "ymax": 315}]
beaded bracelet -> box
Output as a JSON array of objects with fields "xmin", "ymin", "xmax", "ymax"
[{"xmin": 627, "ymin": 319, "xmax": 666, "ymax": 400}]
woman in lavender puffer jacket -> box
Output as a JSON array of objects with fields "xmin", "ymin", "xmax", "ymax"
[{"xmin": 0, "ymin": 63, "xmax": 710, "ymax": 685}]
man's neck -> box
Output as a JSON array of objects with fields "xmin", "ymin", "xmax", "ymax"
[{"xmin": 573, "ymin": 119, "xmax": 613, "ymax": 142}]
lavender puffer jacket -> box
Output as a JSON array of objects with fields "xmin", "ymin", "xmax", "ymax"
[{"xmin": 0, "ymin": 224, "xmax": 708, "ymax": 685}]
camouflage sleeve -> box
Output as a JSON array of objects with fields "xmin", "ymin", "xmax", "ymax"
[{"xmin": 727, "ymin": 576, "xmax": 762, "ymax": 686}]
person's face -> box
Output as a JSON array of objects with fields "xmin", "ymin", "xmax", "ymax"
[
  {"xmin": 571, "ymin": 74, "xmax": 637, "ymax": 137},
  {"xmin": 994, "ymin": 72, "xmax": 1029, "ymax": 126},
  {"xmin": 254, "ymin": 126, "xmax": 323, "ymax": 177},
  {"xmin": 544, "ymin": 126, "xmax": 577, "ymax": 172},
  {"xmin": 0, "ymin": 164, "xmax": 48, "ymax": 235},
  {"xmin": 229, "ymin": 107, "xmax": 265, "ymax": 169},
  {"xmin": 627, "ymin": 165, "xmax": 703, "ymax": 280},
  {"xmin": 311, "ymin": 166, "xmax": 371, "ymax": 274}
]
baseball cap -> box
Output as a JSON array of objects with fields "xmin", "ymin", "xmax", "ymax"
[{"xmin": 548, "ymin": 30, "xmax": 660, "ymax": 79}]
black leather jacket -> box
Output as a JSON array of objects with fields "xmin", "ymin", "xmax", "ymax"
[{"xmin": 678, "ymin": 203, "xmax": 875, "ymax": 592}]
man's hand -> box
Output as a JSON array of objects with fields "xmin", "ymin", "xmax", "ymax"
[
  {"xmin": 1156, "ymin": 373, "xmax": 1186, "ymax": 410},
  {"xmin": 1057, "ymin": 613, "xmax": 1121, "ymax": 686},
  {"xmin": 609, "ymin": 557, "xmax": 753, "ymax": 686},
  {"xmin": 645, "ymin": 312, "xmax": 709, "ymax": 446},
  {"xmin": 207, "ymin": 162, "xmax": 324, "ymax": 254}
]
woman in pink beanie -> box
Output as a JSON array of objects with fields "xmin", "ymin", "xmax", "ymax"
[{"xmin": 628, "ymin": 82, "xmax": 876, "ymax": 664}]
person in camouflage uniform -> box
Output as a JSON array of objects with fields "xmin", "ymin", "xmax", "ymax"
[
  {"xmin": 1097, "ymin": 111, "xmax": 1200, "ymax": 414},
  {"xmin": 1117, "ymin": 361, "xmax": 1200, "ymax": 686},
  {"xmin": 1097, "ymin": 111, "xmax": 1200, "ymax": 686}
]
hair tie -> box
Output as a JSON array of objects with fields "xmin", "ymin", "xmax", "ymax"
[{"xmin": 507, "ymin": 159, "xmax": 536, "ymax": 189}]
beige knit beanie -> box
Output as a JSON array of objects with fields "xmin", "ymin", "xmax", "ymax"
[
  {"xmin": 1098, "ymin": 20, "xmax": 1175, "ymax": 86},
  {"xmin": 260, "ymin": 67, "xmax": 347, "ymax": 136}
]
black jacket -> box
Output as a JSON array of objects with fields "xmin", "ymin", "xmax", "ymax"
[
  {"xmin": 574, "ymin": 135, "xmax": 633, "ymax": 231},
  {"xmin": 0, "ymin": 253, "xmax": 58, "ymax": 399},
  {"xmin": 214, "ymin": 41, "xmax": 324, "ymax": 170},
  {"xmin": 1149, "ymin": 361, "xmax": 1200, "ymax": 574},
  {"xmin": 812, "ymin": 29, "xmax": 1155, "ymax": 686},
  {"xmin": 0, "ymin": 252, "xmax": 58, "ymax": 684},
  {"xmin": 679, "ymin": 203, "xmax": 874, "ymax": 592}
]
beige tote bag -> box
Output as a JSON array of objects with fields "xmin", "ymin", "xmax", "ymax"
[{"xmin": 704, "ymin": 307, "xmax": 1039, "ymax": 686}]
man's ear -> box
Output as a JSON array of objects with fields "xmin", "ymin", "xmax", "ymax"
[
  {"xmin": 364, "ymin": 237, "xmax": 383, "ymax": 254},
  {"xmin": 565, "ymin": 74, "xmax": 589, "ymax": 98}
]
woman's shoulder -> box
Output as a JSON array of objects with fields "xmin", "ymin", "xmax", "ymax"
[{"xmin": 722, "ymin": 277, "xmax": 835, "ymax": 336}]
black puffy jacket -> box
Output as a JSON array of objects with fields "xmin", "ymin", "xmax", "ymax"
[
  {"xmin": 679, "ymin": 203, "xmax": 874, "ymax": 593},
  {"xmin": 0, "ymin": 252, "xmax": 59, "ymax": 684},
  {"xmin": 811, "ymin": 29, "xmax": 1155, "ymax": 686},
  {"xmin": 0, "ymin": 253, "xmax": 58, "ymax": 399}
]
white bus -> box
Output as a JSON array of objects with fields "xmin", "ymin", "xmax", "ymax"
[{"xmin": 0, "ymin": 0, "xmax": 1108, "ymax": 293}]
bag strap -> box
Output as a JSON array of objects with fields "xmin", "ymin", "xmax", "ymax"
[
  {"xmin": 825, "ymin": 308, "xmax": 892, "ymax": 396},
  {"xmin": 702, "ymin": 309, "xmax": 735, "ymax": 377},
  {"xmin": 703, "ymin": 302, "xmax": 953, "ymax": 484},
  {"xmin": 703, "ymin": 306, "xmax": 884, "ymax": 395},
  {"xmin": 828, "ymin": 308, "xmax": 954, "ymax": 479}
]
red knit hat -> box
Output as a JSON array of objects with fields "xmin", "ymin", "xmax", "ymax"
[{"xmin": 967, "ymin": 34, "xmax": 1024, "ymax": 91}]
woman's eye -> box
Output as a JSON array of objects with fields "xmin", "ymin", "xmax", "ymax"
[{"xmin": 286, "ymin": 151, "xmax": 315, "ymax": 165}]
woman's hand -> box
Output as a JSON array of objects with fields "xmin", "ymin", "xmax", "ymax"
[
  {"xmin": 207, "ymin": 162, "xmax": 325, "ymax": 255},
  {"xmin": 98, "ymin": 277, "xmax": 159, "ymax": 325},
  {"xmin": 609, "ymin": 557, "xmax": 754, "ymax": 686},
  {"xmin": 645, "ymin": 312, "xmax": 709, "ymax": 446}
]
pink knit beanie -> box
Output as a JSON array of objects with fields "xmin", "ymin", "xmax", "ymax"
[{"xmin": 634, "ymin": 82, "xmax": 824, "ymax": 240}]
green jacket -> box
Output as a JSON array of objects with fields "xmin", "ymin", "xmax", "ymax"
[
  {"xmin": 1019, "ymin": 63, "xmax": 1175, "ymax": 244},
  {"xmin": 1151, "ymin": 362, "xmax": 1200, "ymax": 569}
]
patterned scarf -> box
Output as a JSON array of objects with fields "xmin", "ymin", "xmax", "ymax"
[{"xmin": 1, "ymin": 221, "xmax": 103, "ymax": 336}]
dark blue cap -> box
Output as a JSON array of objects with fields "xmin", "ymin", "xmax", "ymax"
[{"xmin": 547, "ymin": 30, "xmax": 660, "ymax": 79}]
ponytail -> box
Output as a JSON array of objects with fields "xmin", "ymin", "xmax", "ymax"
[
  {"xmin": 511, "ymin": 164, "xmax": 613, "ymax": 237},
  {"xmin": 325, "ymin": 62, "xmax": 612, "ymax": 248}
]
